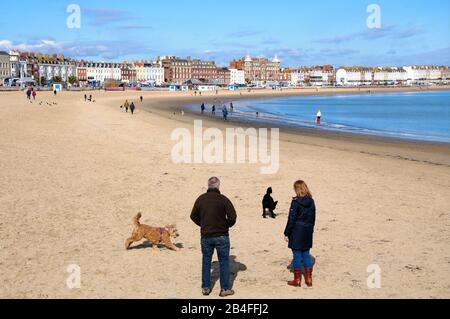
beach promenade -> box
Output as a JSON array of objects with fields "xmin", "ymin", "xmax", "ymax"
[{"xmin": 0, "ymin": 88, "xmax": 449, "ymax": 298}]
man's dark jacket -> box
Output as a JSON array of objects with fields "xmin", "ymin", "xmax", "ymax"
[{"xmin": 191, "ymin": 189, "xmax": 237, "ymax": 238}]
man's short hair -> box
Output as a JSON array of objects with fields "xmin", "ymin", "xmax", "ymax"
[{"xmin": 208, "ymin": 177, "xmax": 220, "ymax": 190}]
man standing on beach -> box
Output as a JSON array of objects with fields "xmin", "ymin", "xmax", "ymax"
[{"xmin": 191, "ymin": 177, "xmax": 237, "ymax": 298}]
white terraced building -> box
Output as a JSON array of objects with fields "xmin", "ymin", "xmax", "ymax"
[
  {"xmin": 9, "ymin": 51, "xmax": 20, "ymax": 78},
  {"xmin": 307, "ymin": 66, "xmax": 335, "ymax": 86},
  {"xmin": 336, "ymin": 67, "xmax": 374, "ymax": 86},
  {"xmin": 290, "ymin": 68, "xmax": 308, "ymax": 86},
  {"xmin": 229, "ymin": 68, "xmax": 245, "ymax": 85},
  {"xmin": 84, "ymin": 62, "xmax": 122, "ymax": 85},
  {"xmin": 134, "ymin": 61, "xmax": 164, "ymax": 85},
  {"xmin": 38, "ymin": 61, "xmax": 77, "ymax": 83},
  {"xmin": 403, "ymin": 66, "xmax": 450, "ymax": 85},
  {"xmin": 373, "ymin": 67, "xmax": 407, "ymax": 85}
]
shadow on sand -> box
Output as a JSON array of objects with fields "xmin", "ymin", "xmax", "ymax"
[
  {"xmin": 128, "ymin": 241, "xmax": 184, "ymax": 251},
  {"xmin": 211, "ymin": 255, "xmax": 247, "ymax": 290},
  {"xmin": 287, "ymin": 255, "xmax": 316, "ymax": 273}
]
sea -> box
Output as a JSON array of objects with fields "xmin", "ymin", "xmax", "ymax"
[{"xmin": 189, "ymin": 90, "xmax": 450, "ymax": 143}]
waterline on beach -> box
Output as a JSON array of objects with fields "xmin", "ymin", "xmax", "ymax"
[{"xmin": 187, "ymin": 90, "xmax": 450, "ymax": 143}]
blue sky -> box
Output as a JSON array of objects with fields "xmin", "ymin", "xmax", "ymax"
[{"xmin": 0, "ymin": 0, "xmax": 449, "ymax": 66}]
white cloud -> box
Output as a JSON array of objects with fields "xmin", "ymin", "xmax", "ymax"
[
  {"xmin": 0, "ymin": 39, "xmax": 150, "ymax": 61},
  {"xmin": 0, "ymin": 39, "xmax": 61, "ymax": 52}
]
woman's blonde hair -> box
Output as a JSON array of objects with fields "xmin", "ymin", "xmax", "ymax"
[{"xmin": 294, "ymin": 180, "xmax": 312, "ymax": 198}]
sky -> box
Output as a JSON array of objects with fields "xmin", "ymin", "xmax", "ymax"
[{"xmin": 0, "ymin": 0, "xmax": 449, "ymax": 67}]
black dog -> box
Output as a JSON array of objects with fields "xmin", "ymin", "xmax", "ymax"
[{"xmin": 262, "ymin": 187, "xmax": 278, "ymax": 219}]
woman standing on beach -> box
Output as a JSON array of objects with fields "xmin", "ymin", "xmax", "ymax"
[{"xmin": 284, "ymin": 180, "xmax": 316, "ymax": 288}]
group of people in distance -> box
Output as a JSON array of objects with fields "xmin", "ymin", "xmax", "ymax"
[
  {"xmin": 200, "ymin": 102, "xmax": 234, "ymax": 121},
  {"xmin": 120, "ymin": 96, "xmax": 144, "ymax": 115},
  {"xmin": 26, "ymin": 87, "xmax": 37, "ymax": 100},
  {"xmin": 199, "ymin": 101, "xmax": 324, "ymax": 126},
  {"xmin": 190, "ymin": 177, "xmax": 316, "ymax": 297}
]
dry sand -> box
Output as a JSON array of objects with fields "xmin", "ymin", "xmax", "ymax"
[{"xmin": 0, "ymin": 87, "xmax": 449, "ymax": 299}]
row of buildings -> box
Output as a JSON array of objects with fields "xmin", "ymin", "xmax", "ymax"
[{"xmin": 1, "ymin": 50, "xmax": 449, "ymax": 87}]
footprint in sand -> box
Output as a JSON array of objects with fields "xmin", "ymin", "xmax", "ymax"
[{"xmin": 405, "ymin": 264, "xmax": 423, "ymax": 273}]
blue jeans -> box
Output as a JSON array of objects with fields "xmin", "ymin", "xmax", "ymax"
[
  {"xmin": 292, "ymin": 249, "xmax": 312, "ymax": 269},
  {"xmin": 201, "ymin": 236, "xmax": 230, "ymax": 290}
]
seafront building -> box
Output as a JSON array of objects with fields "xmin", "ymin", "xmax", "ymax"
[
  {"xmin": 159, "ymin": 56, "xmax": 192, "ymax": 85},
  {"xmin": 403, "ymin": 66, "xmax": 450, "ymax": 85},
  {"xmin": 279, "ymin": 68, "xmax": 292, "ymax": 85},
  {"xmin": 230, "ymin": 69, "xmax": 246, "ymax": 85},
  {"xmin": 191, "ymin": 59, "xmax": 217, "ymax": 82},
  {"xmin": 0, "ymin": 49, "xmax": 449, "ymax": 88},
  {"xmin": 307, "ymin": 65, "xmax": 335, "ymax": 86},
  {"xmin": 336, "ymin": 66, "xmax": 449, "ymax": 86},
  {"xmin": 230, "ymin": 55, "xmax": 281, "ymax": 84},
  {"xmin": 373, "ymin": 67, "xmax": 407, "ymax": 85},
  {"xmin": 290, "ymin": 68, "xmax": 309, "ymax": 87},
  {"xmin": 336, "ymin": 67, "xmax": 374, "ymax": 86},
  {"xmin": 0, "ymin": 51, "xmax": 11, "ymax": 84},
  {"xmin": 76, "ymin": 61, "xmax": 123, "ymax": 87},
  {"xmin": 134, "ymin": 61, "xmax": 164, "ymax": 86},
  {"xmin": 9, "ymin": 51, "xmax": 20, "ymax": 78}
]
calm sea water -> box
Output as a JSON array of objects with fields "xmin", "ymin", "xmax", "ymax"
[{"xmin": 193, "ymin": 90, "xmax": 450, "ymax": 143}]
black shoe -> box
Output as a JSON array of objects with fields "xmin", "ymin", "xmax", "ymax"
[
  {"xmin": 202, "ymin": 288, "xmax": 212, "ymax": 296},
  {"xmin": 220, "ymin": 289, "xmax": 235, "ymax": 297}
]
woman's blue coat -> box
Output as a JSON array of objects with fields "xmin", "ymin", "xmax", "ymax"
[{"xmin": 284, "ymin": 197, "xmax": 316, "ymax": 250}]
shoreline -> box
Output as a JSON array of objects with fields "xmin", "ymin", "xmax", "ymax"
[{"xmin": 142, "ymin": 86, "xmax": 450, "ymax": 167}]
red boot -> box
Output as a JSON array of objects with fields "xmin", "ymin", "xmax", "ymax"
[
  {"xmin": 304, "ymin": 268, "xmax": 313, "ymax": 288},
  {"xmin": 288, "ymin": 269, "xmax": 302, "ymax": 287}
]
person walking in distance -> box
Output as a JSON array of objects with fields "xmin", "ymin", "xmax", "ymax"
[
  {"xmin": 201, "ymin": 103, "xmax": 206, "ymax": 115},
  {"xmin": 222, "ymin": 106, "xmax": 229, "ymax": 121},
  {"xmin": 130, "ymin": 102, "xmax": 136, "ymax": 115},
  {"xmin": 124, "ymin": 100, "xmax": 130, "ymax": 113},
  {"xmin": 191, "ymin": 177, "xmax": 237, "ymax": 298}
]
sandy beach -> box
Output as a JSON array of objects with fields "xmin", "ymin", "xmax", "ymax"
[{"xmin": 0, "ymin": 87, "xmax": 449, "ymax": 299}]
